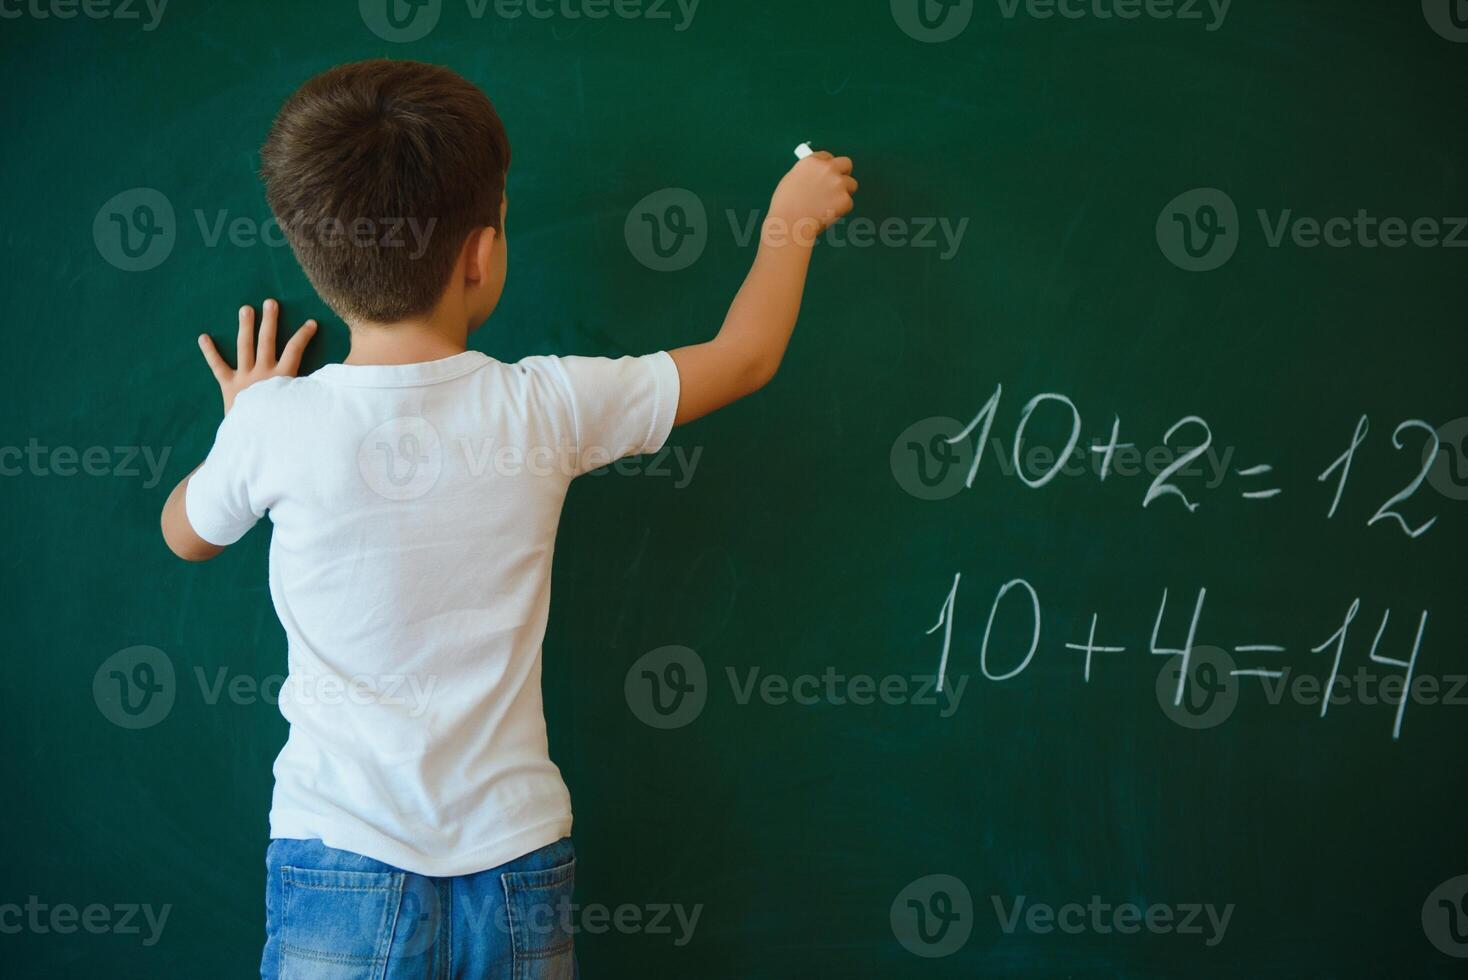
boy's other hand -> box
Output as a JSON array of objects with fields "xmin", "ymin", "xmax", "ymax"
[
  {"xmin": 767, "ymin": 151, "xmax": 858, "ymax": 245},
  {"xmin": 199, "ymin": 299, "xmax": 318, "ymax": 413}
]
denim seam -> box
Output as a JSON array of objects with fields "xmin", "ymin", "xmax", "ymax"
[
  {"xmin": 516, "ymin": 944, "xmax": 574, "ymax": 961},
  {"xmin": 279, "ymin": 942, "xmax": 381, "ymax": 966},
  {"xmin": 282, "ymin": 867, "xmax": 400, "ymax": 892},
  {"xmin": 502, "ymin": 873, "xmax": 520, "ymax": 978},
  {"xmin": 437, "ymin": 877, "xmax": 452, "ymax": 980},
  {"xmin": 377, "ymin": 877, "xmax": 404, "ymax": 979},
  {"xmin": 504, "ymin": 859, "xmax": 576, "ymax": 889}
]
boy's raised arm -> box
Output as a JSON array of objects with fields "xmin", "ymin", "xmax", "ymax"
[
  {"xmin": 161, "ymin": 466, "xmax": 221, "ymax": 562},
  {"xmin": 668, "ymin": 151, "xmax": 857, "ymax": 426},
  {"xmin": 161, "ymin": 300, "xmax": 316, "ymax": 561}
]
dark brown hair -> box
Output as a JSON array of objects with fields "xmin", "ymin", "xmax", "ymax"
[{"xmin": 260, "ymin": 59, "xmax": 510, "ymax": 324}]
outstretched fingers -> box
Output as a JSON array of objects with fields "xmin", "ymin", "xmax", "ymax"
[
  {"xmin": 236, "ymin": 304, "xmax": 256, "ymax": 372},
  {"xmin": 278, "ymin": 319, "xmax": 319, "ymax": 376},
  {"xmin": 257, "ymin": 299, "xmax": 279, "ymax": 366},
  {"xmin": 198, "ymin": 333, "xmax": 230, "ymax": 383}
]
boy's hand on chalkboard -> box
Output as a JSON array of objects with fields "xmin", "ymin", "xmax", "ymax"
[
  {"xmin": 768, "ymin": 151, "xmax": 857, "ymax": 245},
  {"xmin": 198, "ymin": 300, "xmax": 318, "ymax": 413},
  {"xmin": 665, "ymin": 150, "xmax": 857, "ymax": 426}
]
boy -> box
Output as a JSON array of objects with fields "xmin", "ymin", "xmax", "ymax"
[{"xmin": 161, "ymin": 59, "xmax": 855, "ymax": 978}]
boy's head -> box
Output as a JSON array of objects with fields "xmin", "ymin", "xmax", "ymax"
[{"xmin": 260, "ymin": 59, "xmax": 511, "ymax": 327}]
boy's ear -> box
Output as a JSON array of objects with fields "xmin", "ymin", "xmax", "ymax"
[{"xmin": 464, "ymin": 226, "xmax": 499, "ymax": 283}]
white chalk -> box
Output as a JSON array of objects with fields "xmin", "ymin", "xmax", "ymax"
[{"xmin": 794, "ymin": 141, "xmax": 814, "ymax": 160}]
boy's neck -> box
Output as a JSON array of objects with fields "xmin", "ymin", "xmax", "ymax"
[{"xmin": 344, "ymin": 309, "xmax": 471, "ymax": 366}]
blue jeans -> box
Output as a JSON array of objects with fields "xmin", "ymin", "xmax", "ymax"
[{"xmin": 262, "ymin": 837, "xmax": 578, "ymax": 979}]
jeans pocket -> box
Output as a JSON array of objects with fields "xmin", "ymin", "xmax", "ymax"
[
  {"xmin": 279, "ymin": 865, "xmax": 405, "ymax": 980},
  {"xmin": 502, "ymin": 856, "xmax": 576, "ymax": 980}
]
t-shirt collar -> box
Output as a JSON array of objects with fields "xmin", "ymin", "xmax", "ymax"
[{"xmin": 310, "ymin": 351, "xmax": 491, "ymax": 388}]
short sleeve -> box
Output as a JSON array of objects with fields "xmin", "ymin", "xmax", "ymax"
[
  {"xmin": 547, "ymin": 352, "xmax": 680, "ymax": 476},
  {"xmin": 184, "ymin": 390, "xmax": 271, "ymax": 546}
]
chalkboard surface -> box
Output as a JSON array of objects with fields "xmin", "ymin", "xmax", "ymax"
[{"xmin": 3, "ymin": 1, "xmax": 1466, "ymax": 976}]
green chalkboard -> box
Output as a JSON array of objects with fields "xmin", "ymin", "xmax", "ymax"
[{"xmin": 3, "ymin": 0, "xmax": 1467, "ymax": 976}]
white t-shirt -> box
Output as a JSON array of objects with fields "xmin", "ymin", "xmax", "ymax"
[{"xmin": 186, "ymin": 349, "xmax": 679, "ymax": 876}]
